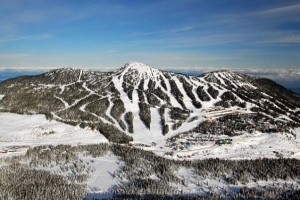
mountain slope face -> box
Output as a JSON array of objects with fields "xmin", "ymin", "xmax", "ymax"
[{"xmin": 0, "ymin": 62, "xmax": 299, "ymax": 143}]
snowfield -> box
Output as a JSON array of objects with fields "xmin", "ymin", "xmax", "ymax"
[
  {"xmin": 1, "ymin": 112, "xmax": 300, "ymax": 162},
  {"xmin": 83, "ymin": 153, "xmax": 122, "ymax": 200},
  {"xmin": 172, "ymin": 166, "xmax": 300, "ymax": 196},
  {"xmin": 191, "ymin": 131, "xmax": 300, "ymax": 160},
  {"xmin": 140, "ymin": 130, "xmax": 300, "ymax": 160},
  {"xmin": 0, "ymin": 112, "xmax": 108, "ymax": 156}
]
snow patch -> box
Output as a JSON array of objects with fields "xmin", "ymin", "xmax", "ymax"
[
  {"xmin": 83, "ymin": 153, "xmax": 121, "ymax": 199},
  {"xmin": 131, "ymin": 108, "xmax": 164, "ymax": 145},
  {"xmin": 160, "ymin": 131, "xmax": 300, "ymax": 160},
  {"xmin": 0, "ymin": 112, "xmax": 108, "ymax": 156},
  {"xmin": 122, "ymin": 61, "xmax": 162, "ymax": 82}
]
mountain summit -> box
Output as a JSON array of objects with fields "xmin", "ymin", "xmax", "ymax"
[
  {"xmin": 117, "ymin": 61, "xmax": 163, "ymax": 85},
  {"xmin": 122, "ymin": 61, "xmax": 158, "ymax": 75},
  {"xmin": 0, "ymin": 62, "xmax": 299, "ymax": 144}
]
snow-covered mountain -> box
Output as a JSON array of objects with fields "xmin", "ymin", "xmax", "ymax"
[
  {"xmin": 0, "ymin": 62, "xmax": 299, "ymax": 144},
  {"xmin": 1, "ymin": 62, "xmax": 300, "ymax": 199}
]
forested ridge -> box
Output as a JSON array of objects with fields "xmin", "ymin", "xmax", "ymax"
[{"xmin": 0, "ymin": 144, "xmax": 299, "ymax": 199}]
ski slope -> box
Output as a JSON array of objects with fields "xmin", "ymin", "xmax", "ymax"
[{"xmin": 0, "ymin": 112, "xmax": 108, "ymax": 156}]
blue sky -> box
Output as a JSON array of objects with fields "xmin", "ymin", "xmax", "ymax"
[{"xmin": 0, "ymin": 0, "xmax": 300, "ymax": 70}]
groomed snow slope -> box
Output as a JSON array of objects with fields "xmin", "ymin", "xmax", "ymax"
[{"xmin": 0, "ymin": 112, "xmax": 108, "ymax": 156}]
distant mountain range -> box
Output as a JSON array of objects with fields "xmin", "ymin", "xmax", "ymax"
[
  {"xmin": 290, "ymin": 88, "xmax": 300, "ymax": 95},
  {"xmin": 0, "ymin": 69, "xmax": 44, "ymax": 82},
  {"xmin": 0, "ymin": 62, "xmax": 299, "ymax": 144}
]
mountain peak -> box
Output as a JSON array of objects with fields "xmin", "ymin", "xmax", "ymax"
[
  {"xmin": 121, "ymin": 61, "xmax": 161, "ymax": 81},
  {"xmin": 124, "ymin": 61, "xmax": 153, "ymax": 71}
]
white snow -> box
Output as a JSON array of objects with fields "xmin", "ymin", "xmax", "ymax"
[
  {"xmin": 54, "ymin": 95, "xmax": 70, "ymax": 108},
  {"xmin": 158, "ymin": 131, "xmax": 300, "ymax": 160},
  {"xmin": 173, "ymin": 166, "xmax": 228, "ymax": 195},
  {"xmin": 172, "ymin": 166, "xmax": 300, "ymax": 195},
  {"xmin": 82, "ymin": 82, "xmax": 98, "ymax": 96},
  {"xmin": 172, "ymin": 76, "xmax": 194, "ymax": 109},
  {"xmin": 123, "ymin": 61, "xmax": 161, "ymax": 82},
  {"xmin": 163, "ymin": 79, "xmax": 182, "ymax": 108},
  {"xmin": 78, "ymin": 69, "xmax": 83, "ymax": 82},
  {"xmin": 131, "ymin": 108, "xmax": 164, "ymax": 145},
  {"xmin": 59, "ymin": 85, "xmax": 65, "ymax": 94},
  {"xmin": 83, "ymin": 153, "xmax": 121, "ymax": 199},
  {"xmin": 0, "ymin": 112, "xmax": 108, "ymax": 156},
  {"xmin": 214, "ymin": 73, "xmax": 226, "ymax": 85},
  {"xmin": 0, "ymin": 94, "xmax": 4, "ymax": 100}
]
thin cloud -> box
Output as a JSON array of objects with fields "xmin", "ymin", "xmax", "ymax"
[
  {"xmin": 254, "ymin": 31, "xmax": 300, "ymax": 45},
  {"xmin": 0, "ymin": 33, "xmax": 53, "ymax": 44},
  {"xmin": 0, "ymin": 52, "xmax": 31, "ymax": 58},
  {"xmin": 258, "ymin": 2, "xmax": 300, "ymax": 15},
  {"xmin": 104, "ymin": 50, "xmax": 117, "ymax": 54},
  {"xmin": 0, "ymin": 66, "xmax": 53, "ymax": 71},
  {"xmin": 128, "ymin": 26, "xmax": 196, "ymax": 36},
  {"xmin": 235, "ymin": 68, "xmax": 300, "ymax": 82},
  {"xmin": 270, "ymin": 35, "xmax": 300, "ymax": 44},
  {"xmin": 155, "ymin": 33, "xmax": 244, "ymax": 47}
]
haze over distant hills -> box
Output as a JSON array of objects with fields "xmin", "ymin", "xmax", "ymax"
[{"xmin": 0, "ymin": 69, "xmax": 44, "ymax": 82}]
